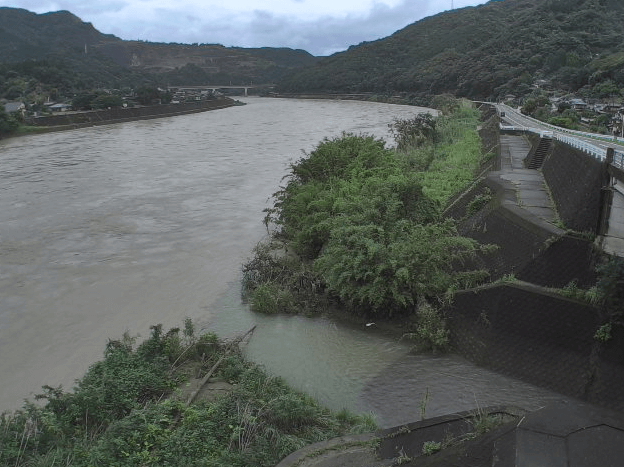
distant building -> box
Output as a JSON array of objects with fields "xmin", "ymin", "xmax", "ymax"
[
  {"xmin": 602, "ymin": 103, "xmax": 622, "ymax": 113},
  {"xmin": 4, "ymin": 102, "xmax": 25, "ymax": 114},
  {"xmin": 569, "ymin": 99, "xmax": 587, "ymax": 111},
  {"xmin": 49, "ymin": 103, "xmax": 71, "ymax": 112}
]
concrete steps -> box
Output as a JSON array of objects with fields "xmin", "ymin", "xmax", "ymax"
[{"xmin": 527, "ymin": 137, "xmax": 552, "ymax": 169}]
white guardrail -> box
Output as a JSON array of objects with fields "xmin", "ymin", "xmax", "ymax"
[{"xmin": 497, "ymin": 103, "xmax": 624, "ymax": 170}]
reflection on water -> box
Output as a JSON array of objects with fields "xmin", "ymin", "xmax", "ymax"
[{"xmin": 0, "ymin": 98, "xmax": 568, "ymax": 423}]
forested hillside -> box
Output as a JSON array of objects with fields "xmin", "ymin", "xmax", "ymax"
[
  {"xmin": 278, "ymin": 0, "xmax": 624, "ymax": 100},
  {"xmin": 4, "ymin": 0, "xmax": 624, "ymax": 104},
  {"xmin": 0, "ymin": 8, "xmax": 317, "ymax": 102}
]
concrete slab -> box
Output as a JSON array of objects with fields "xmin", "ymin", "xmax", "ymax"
[
  {"xmin": 521, "ymin": 198, "xmax": 554, "ymax": 207},
  {"xmin": 501, "ymin": 174, "xmax": 545, "ymax": 184},
  {"xmin": 496, "ymin": 135, "xmax": 559, "ymax": 225},
  {"xmin": 516, "ymin": 429, "xmax": 568, "ymax": 467},
  {"xmin": 520, "ymin": 191, "xmax": 551, "ymax": 201},
  {"xmin": 568, "ymin": 425, "xmax": 624, "ymax": 467},
  {"xmin": 277, "ymin": 402, "xmax": 624, "ymax": 467},
  {"xmin": 522, "ymin": 207, "xmax": 557, "ymax": 221},
  {"xmin": 599, "ymin": 236, "xmax": 624, "ymax": 258}
]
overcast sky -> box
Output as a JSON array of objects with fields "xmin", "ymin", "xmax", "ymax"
[{"xmin": 6, "ymin": 0, "xmax": 488, "ymax": 56}]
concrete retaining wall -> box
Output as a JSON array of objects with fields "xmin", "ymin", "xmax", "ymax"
[
  {"xmin": 446, "ymin": 110, "xmax": 624, "ymax": 412},
  {"xmin": 541, "ymin": 141, "xmax": 605, "ymax": 233},
  {"xmin": 447, "ymin": 283, "xmax": 624, "ymax": 410},
  {"xmin": 28, "ymin": 98, "xmax": 235, "ymax": 128}
]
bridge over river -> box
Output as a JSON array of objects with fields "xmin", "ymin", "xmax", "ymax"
[{"xmin": 168, "ymin": 84, "xmax": 275, "ymax": 96}]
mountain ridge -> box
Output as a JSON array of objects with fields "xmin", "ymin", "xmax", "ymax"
[
  {"xmin": 4, "ymin": 1, "xmax": 624, "ymax": 102},
  {"xmin": 278, "ymin": 0, "xmax": 624, "ymax": 100},
  {"xmin": 0, "ymin": 7, "xmax": 318, "ymax": 98}
]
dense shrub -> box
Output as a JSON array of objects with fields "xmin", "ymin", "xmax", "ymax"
[
  {"xmin": 248, "ymin": 101, "xmax": 491, "ymax": 318},
  {"xmin": 0, "ymin": 322, "xmax": 374, "ymax": 467}
]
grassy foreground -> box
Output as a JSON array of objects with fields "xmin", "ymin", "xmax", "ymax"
[{"xmin": 0, "ymin": 320, "xmax": 375, "ymax": 466}]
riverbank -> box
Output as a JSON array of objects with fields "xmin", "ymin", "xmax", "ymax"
[
  {"xmin": 271, "ymin": 92, "xmax": 425, "ymax": 106},
  {"xmin": 6, "ymin": 97, "xmax": 239, "ymax": 137},
  {"xmin": 3, "ymin": 96, "xmax": 616, "ymax": 465},
  {"xmin": 0, "ymin": 321, "xmax": 376, "ymax": 467}
]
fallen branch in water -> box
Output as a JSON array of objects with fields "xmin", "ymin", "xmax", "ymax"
[{"xmin": 185, "ymin": 325, "xmax": 257, "ymax": 406}]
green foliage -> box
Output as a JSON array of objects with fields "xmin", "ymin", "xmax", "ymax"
[
  {"xmin": 91, "ymin": 93, "xmax": 124, "ymax": 109},
  {"xmin": 590, "ymin": 256, "xmax": 624, "ymax": 343},
  {"xmin": 596, "ymin": 256, "xmax": 624, "ymax": 314},
  {"xmin": 266, "ymin": 133, "xmax": 439, "ymax": 260},
  {"xmin": 136, "ymin": 85, "xmax": 161, "ymax": 105},
  {"xmin": 422, "ymin": 440, "xmax": 442, "ymax": 456},
  {"xmin": 315, "ymin": 220, "xmax": 487, "ymax": 316},
  {"xmin": 250, "ymin": 282, "xmax": 295, "ymax": 314},
  {"xmin": 72, "ymin": 91, "xmax": 124, "ymax": 110},
  {"xmin": 466, "ymin": 188, "xmax": 492, "ymax": 217},
  {"xmin": 402, "ymin": 301, "xmax": 450, "ymax": 352},
  {"xmin": 0, "ymin": 322, "xmax": 374, "ymax": 467},
  {"xmin": 419, "ymin": 106, "xmax": 488, "ymax": 206},
  {"xmin": 256, "ymin": 104, "xmax": 491, "ymax": 318},
  {"xmin": 389, "ymin": 113, "xmax": 438, "ymax": 151},
  {"xmin": 0, "ymin": 106, "xmax": 19, "ymax": 137},
  {"xmin": 278, "ymin": 0, "xmax": 624, "ymax": 99},
  {"xmin": 548, "ymin": 116, "xmax": 579, "ymax": 130},
  {"xmin": 242, "ymin": 242, "xmax": 328, "ymax": 314},
  {"xmin": 594, "ymin": 323, "xmax": 612, "ymax": 343}
]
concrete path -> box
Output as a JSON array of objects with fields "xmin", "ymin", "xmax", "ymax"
[{"xmin": 497, "ymin": 135, "xmax": 558, "ymax": 224}]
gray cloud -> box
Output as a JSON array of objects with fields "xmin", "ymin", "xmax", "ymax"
[{"xmin": 5, "ymin": 0, "xmax": 485, "ymax": 56}]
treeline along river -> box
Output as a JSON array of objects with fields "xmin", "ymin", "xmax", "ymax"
[{"xmin": 0, "ymin": 97, "xmax": 568, "ymax": 427}]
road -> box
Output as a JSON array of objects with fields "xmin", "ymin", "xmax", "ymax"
[{"xmin": 496, "ymin": 103, "xmax": 624, "ymax": 164}]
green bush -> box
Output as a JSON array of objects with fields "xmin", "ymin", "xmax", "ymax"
[
  {"xmin": 0, "ymin": 323, "xmax": 376, "ymax": 467},
  {"xmin": 466, "ymin": 188, "xmax": 492, "ymax": 216},
  {"xmin": 406, "ymin": 301, "xmax": 450, "ymax": 352},
  {"xmin": 254, "ymin": 103, "xmax": 491, "ymax": 318}
]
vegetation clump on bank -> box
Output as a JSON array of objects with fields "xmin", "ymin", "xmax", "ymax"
[
  {"xmin": 0, "ymin": 320, "xmax": 375, "ymax": 467},
  {"xmin": 243, "ymin": 100, "xmax": 494, "ymax": 348}
]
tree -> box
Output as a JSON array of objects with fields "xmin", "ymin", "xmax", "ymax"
[
  {"xmin": 0, "ymin": 107, "xmax": 19, "ymax": 138},
  {"xmin": 72, "ymin": 92, "xmax": 98, "ymax": 110},
  {"xmin": 136, "ymin": 85, "xmax": 161, "ymax": 105},
  {"xmin": 92, "ymin": 94, "xmax": 124, "ymax": 109},
  {"xmin": 389, "ymin": 114, "xmax": 439, "ymax": 150}
]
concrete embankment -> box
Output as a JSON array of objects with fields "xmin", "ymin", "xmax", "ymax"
[
  {"xmin": 25, "ymin": 97, "xmax": 237, "ymax": 132},
  {"xmin": 445, "ymin": 109, "xmax": 624, "ymax": 412},
  {"xmin": 275, "ymin": 106, "xmax": 624, "ymax": 467}
]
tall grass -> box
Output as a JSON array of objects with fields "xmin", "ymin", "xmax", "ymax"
[{"xmin": 419, "ymin": 106, "xmax": 485, "ymax": 207}]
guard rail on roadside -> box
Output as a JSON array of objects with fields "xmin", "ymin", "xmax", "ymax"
[{"xmin": 497, "ymin": 103, "xmax": 624, "ymax": 170}]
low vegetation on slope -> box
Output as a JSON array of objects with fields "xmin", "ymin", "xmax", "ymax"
[
  {"xmin": 242, "ymin": 101, "xmax": 494, "ymax": 345},
  {"xmin": 0, "ymin": 320, "xmax": 374, "ymax": 467}
]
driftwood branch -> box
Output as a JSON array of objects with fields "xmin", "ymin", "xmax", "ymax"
[{"xmin": 185, "ymin": 325, "xmax": 257, "ymax": 407}]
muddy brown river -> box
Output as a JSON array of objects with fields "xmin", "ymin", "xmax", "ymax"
[{"xmin": 0, "ymin": 97, "xmax": 568, "ymax": 426}]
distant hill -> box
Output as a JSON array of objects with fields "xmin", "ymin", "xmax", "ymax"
[
  {"xmin": 5, "ymin": 1, "xmax": 624, "ymax": 103},
  {"xmin": 277, "ymin": 0, "xmax": 624, "ymax": 100},
  {"xmin": 0, "ymin": 8, "xmax": 121, "ymax": 61},
  {"xmin": 0, "ymin": 7, "xmax": 318, "ymax": 100}
]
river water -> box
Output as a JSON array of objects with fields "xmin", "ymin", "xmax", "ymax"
[{"xmin": 0, "ymin": 97, "xmax": 567, "ymax": 426}]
